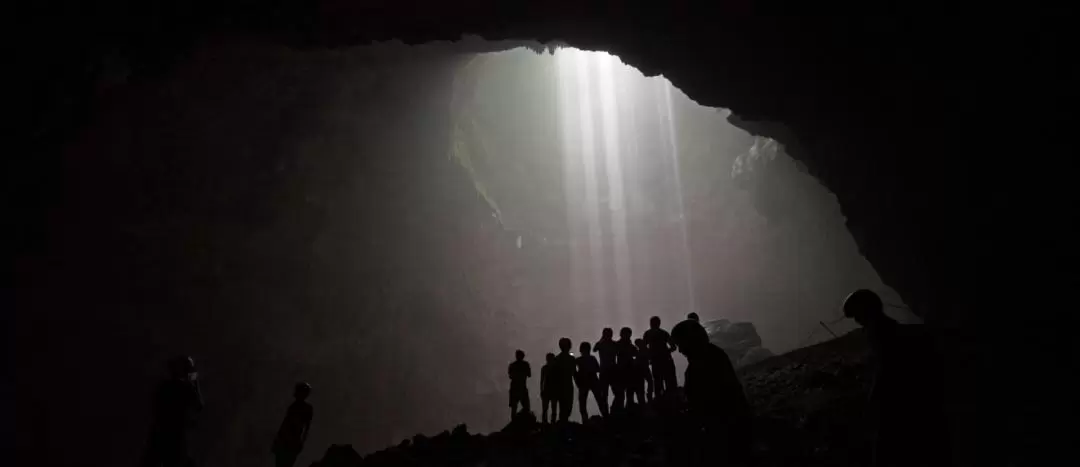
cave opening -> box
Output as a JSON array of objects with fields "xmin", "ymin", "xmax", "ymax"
[{"xmin": 20, "ymin": 38, "xmax": 931, "ymax": 467}]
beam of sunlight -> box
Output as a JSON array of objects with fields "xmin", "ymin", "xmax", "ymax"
[
  {"xmin": 662, "ymin": 78, "xmax": 697, "ymax": 315},
  {"xmin": 574, "ymin": 50, "xmax": 608, "ymax": 320},
  {"xmin": 597, "ymin": 53, "xmax": 632, "ymax": 323}
]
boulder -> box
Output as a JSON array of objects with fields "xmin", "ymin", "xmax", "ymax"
[{"xmin": 701, "ymin": 319, "xmax": 774, "ymax": 368}]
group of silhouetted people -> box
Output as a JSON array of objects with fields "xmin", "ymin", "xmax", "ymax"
[
  {"xmin": 144, "ymin": 289, "xmax": 946, "ymax": 467},
  {"xmin": 509, "ymin": 315, "xmax": 749, "ymax": 427}
]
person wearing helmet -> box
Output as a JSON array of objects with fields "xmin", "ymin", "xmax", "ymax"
[
  {"xmin": 671, "ymin": 321, "xmax": 751, "ymax": 465},
  {"xmin": 644, "ymin": 316, "xmax": 679, "ymax": 397},
  {"xmin": 553, "ymin": 338, "xmax": 577, "ymax": 423},
  {"xmin": 273, "ymin": 382, "xmax": 313, "ymax": 467},
  {"xmin": 507, "ymin": 350, "xmax": 532, "ymax": 421},
  {"xmin": 593, "ymin": 328, "xmax": 617, "ymax": 414},
  {"xmin": 540, "ymin": 352, "xmax": 557, "ymax": 424},
  {"xmin": 142, "ymin": 355, "xmax": 204, "ymax": 467},
  {"xmin": 610, "ymin": 327, "xmax": 638, "ymax": 411},
  {"xmin": 843, "ymin": 289, "xmax": 948, "ymax": 466},
  {"xmin": 575, "ymin": 341, "xmax": 605, "ymax": 420},
  {"xmin": 633, "ymin": 338, "xmax": 653, "ymax": 404}
]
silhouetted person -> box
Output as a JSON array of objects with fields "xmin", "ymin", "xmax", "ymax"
[
  {"xmin": 593, "ymin": 327, "xmax": 617, "ymax": 413},
  {"xmin": 644, "ymin": 316, "xmax": 678, "ymax": 397},
  {"xmin": 507, "ymin": 350, "xmax": 532, "ymax": 420},
  {"xmin": 540, "ymin": 352, "xmax": 556, "ymax": 424},
  {"xmin": 843, "ymin": 289, "xmax": 948, "ymax": 467},
  {"xmin": 687, "ymin": 312, "xmax": 700, "ymax": 322},
  {"xmin": 553, "ymin": 338, "xmax": 576, "ymax": 422},
  {"xmin": 671, "ymin": 320, "xmax": 751, "ymax": 465},
  {"xmin": 612, "ymin": 327, "xmax": 639, "ymax": 410},
  {"xmin": 575, "ymin": 341, "xmax": 606, "ymax": 420},
  {"xmin": 142, "ymin": 356, "xmax": 204, "ymax": 467},
  {"xmin": 273, "ymin": 382, "xmax": 313, "ymax": 467},
  {"xmin": 634, "ymin": 338, "xmax": 653, "ymax": 403}
]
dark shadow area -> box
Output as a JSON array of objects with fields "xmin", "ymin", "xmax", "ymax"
[{"xmin": 12, "ymin": 2, "xmax": 1068, "ymax": 467}]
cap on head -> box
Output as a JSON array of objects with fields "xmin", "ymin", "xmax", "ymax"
[
  {"xmin": 515, "ymin": 349, "xmax": 525, "ymax": 360},
  {"xmin": 579, "ymin": 341, "xmax": 591, "ymax": 353},
  {"xmin": 671, "ymin": 320, "xmax": 710, "ymax": 355},
  {"xmin": 294, "ymin": 382, "xmax": 312, "ymax": 399},
  {"xmin": 687, "ymin": 312, "xmax": 700, "ymax": 322},
  {"xmin": 602, "ymin": 327, "xmax": 614, "ymax": 338},
  {"xmin": 558, "ymin": 337, "xmax": 572, "ymax": 352},
  {"xmin": 620, "ymin": 327, "xmax": 632, "ymax": 339},
  {"xmin": 843, "ymin": 289, "xmax": 883, "ymax": 321}
]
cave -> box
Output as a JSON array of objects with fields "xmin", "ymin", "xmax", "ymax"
[{"xmin": 15, "ymin": 3, "xmax": 1046, "ymax": 467}]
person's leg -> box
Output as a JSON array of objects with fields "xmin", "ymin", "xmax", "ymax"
[
  {"xmin": 664, "ymin": 361, "xmax": 678, "ymax": 391},
  {"xmin": 592, "ymin": 384, "xmax": 609, "ymax": 417},
  {"xmin": 612, "ymin": 380, "xmax": 625, "ymax": 413},
  {"xmin": 521, "ymin": 389, "xmax": 531, "ymax": 414},
  {"xmin": 541, "ymin": 398, "xmax": 549, "ymax": 424},
  {"xmin": 578, "ymin": 387, "xmax": 589, "ymax": 421},
  {"xmin": 653, "ymin": 365, "xmax": 665, "ymax": 397},
  {"xmin": 560, "ymin": 393, "xmax": 573, "ymax": 423}
]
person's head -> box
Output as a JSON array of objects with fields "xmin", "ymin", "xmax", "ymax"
[
  {"xmin": 168, "ymin": 355, "xmax": 196, "ymax": 380},
  {"xmin": 515, "ymin": 349, "xmax": 525, "ymax": 361},
  {"xmin": 558, "ymin": 337, "xmax": 572, "ymax": 353},
  {"xmin": 843, "ymin": 289, "xmax": 885, "ymax": 327},
  {"xmin": 650, "ymin": 316, "xmax": 661, "ymax": 329},
  {"xmin": 294, "ymin": 382, "xmax": 312, "ymax": 400},
  {"xmin": 579, "ymin": 341, "xmax": 592, "ymax": 355},
  {"xmin": 546, "ymin": 352, "xmax": 555, "ymax": 363},
  {"xmin": 687, "ymin": 312, "xmax": 700, "ymax": 322},
  {"xmin": 619, "ymin": 327, "xmax": 632, "ymax": 340},
  {"xmin": 671, "ymin": 320, "xmax": 710, "ymax": 358},
  {"xmin": 601, "ymin": 327, "xmax": 613, "ymax": 340},
  {"xmin": 634, "ymin": 338, "xmax": 646, "ymax": 351}
]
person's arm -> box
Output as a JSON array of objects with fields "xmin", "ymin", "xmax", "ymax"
[
  {"xmin": 192, "ymin": 379, "xmax": 204, "ymax": 412},
  {"xmin": 540, "ymin": 367, "xmax": 547, "ymax": 392},
  {"xmin": 526, "ymin": 363, "xmax": 532, "ymax": 379}
]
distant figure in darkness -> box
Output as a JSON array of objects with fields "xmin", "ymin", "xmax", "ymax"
[
  {"xmin": 272, "ymin": 382, "xmax": 313, "ymax": 467},
  {"xmin": 843, "ymin": 289, "xmax": 948, "ymax": 467},
  {"xmin": 553, "ymin": 338, "xmax": 577, "ymax": 422},
  {"xmin": 540, "ymin": 352, "xmax": 556, "ymax": 424},
  {"xmin": 644, "ymin": 316, "xmax": 679, "ymax": 397},
  {"xmin": 593, "ymin": 328, "xmax": 617, "ymax": 413},
  {"xmin": 687, "ymin": 312, "xmax": 700, "ymax": 322},
  {"xmin": 671, "ymin": 320, "xmax": 751, "ymax": 465},
  {"xmin": 142, "ymin": 356, "xmax": 204, "ymax": 467},
  {"xmin": 634, "ymin": 338, "xmax": 653, "ymax": 403},
  {"xmin": 575, "ymin": 341, "xmax": 606, "ymax": 420},
  {"xmin": 507, "ymin": 350, "xmax": 532, "ymax": 420},
  {"xmin": 613, "ymin": 327, "xmax": 638, "ymax": 410}
]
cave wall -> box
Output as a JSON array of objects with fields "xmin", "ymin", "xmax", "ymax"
[{"xmin": 14, "ymin": 2, "xmax": 998, "ymax": 465}]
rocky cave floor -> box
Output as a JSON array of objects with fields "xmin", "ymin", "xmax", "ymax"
[{"xmin": 313, "ymin": 330, "xmax": 876, "ymax": 467}]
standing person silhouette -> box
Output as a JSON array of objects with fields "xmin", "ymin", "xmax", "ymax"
[
  {"xmin": 575, "ymin": 341, "xmax": 606, "ymax": 420},
  {"xmin": 644, "ymin": 316, "xmax": 678, "ymax": 397},
  {"xmin": 142, "ymin": 356, "xmax": 204, "ymax": 467},
  {"xmin": 272, "ymin": 382, "xmax": 313, "ymax": 467},
  {"xmin": 634, "ymin": 338, "xmax": 653, "ymax": 403},
  {"xmin": 613, "ymin": 327, "xmax": 637, "ymax": 410},
  {"xmin": 540, "ymin": 352, "xmax": 556, "ymax": 424},
  {"xmin": 553, "ymin": 338, "xmax": 576, "ymax": 423},
  {"xmin": 593, "ymin": 328, "xmax": 617, "ymax": 414},
  {"xmin": 843, "ymin": 289, "xmax": 949, "ymax": 467},
  {"xmin": 671, "ymin": 320, "xmax": 751, "ymax": 466},
  {"xmin": 507, "ymin": 350, "xmax": 532, "ymax": 420}
]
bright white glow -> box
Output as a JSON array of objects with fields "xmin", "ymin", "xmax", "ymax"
[{"xmin": 555, "ymin": 47, "xmax": 696, "ymax": 324}]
